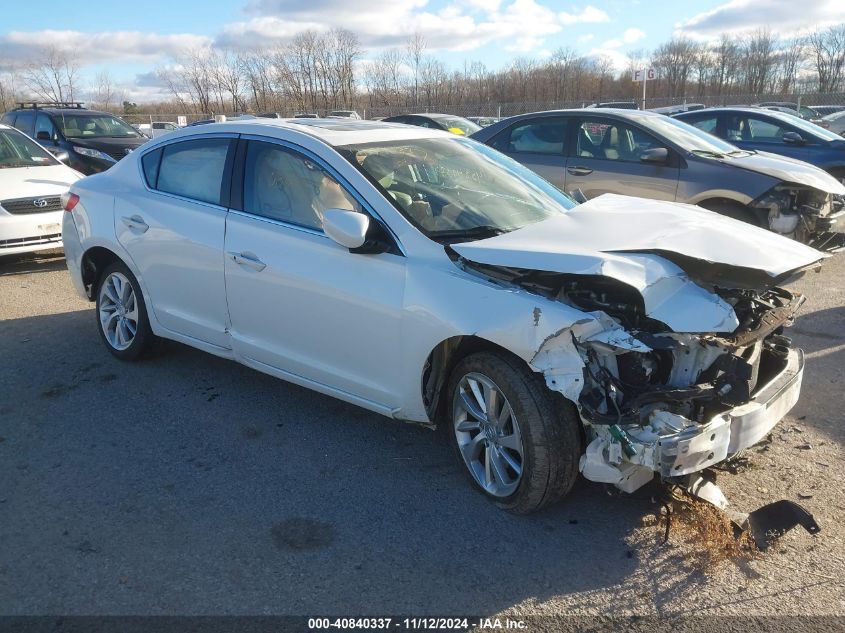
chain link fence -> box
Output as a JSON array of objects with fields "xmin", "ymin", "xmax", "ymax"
[{"xmin": 119, "ymin": 92, "xmax": 845, "ymax": 127}]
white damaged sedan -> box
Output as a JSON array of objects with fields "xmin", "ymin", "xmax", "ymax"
[{"xmin": 62, "ymin": 119, "xmax": 825, "ymax": 513}]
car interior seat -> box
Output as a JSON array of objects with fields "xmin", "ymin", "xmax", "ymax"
[
  {"xmin": 251, "ymin": 150, "xmax": 295, "ymax": 222},
  {"xmin": 600, "ymin": 126, "xmax": 620, "ymax": 160},
  {"xmin": 577, "ymin": 127, "xmax": 599, "ymax": 158},
  {"xmin": 363, "ymin": 154, "xmax": 413, "ymax": 211}
]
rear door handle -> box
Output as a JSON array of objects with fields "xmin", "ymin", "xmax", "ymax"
[
  {"xmin": 566, "ymin": 166, "xmax": 593, "ymax": 176},
  {"xmin": 228, "ymin": 251, "xmax": 266, "ymax": 272},
  {"xmin": 121, "ymin": 215, "xmax": 149, "ymax": 233}
]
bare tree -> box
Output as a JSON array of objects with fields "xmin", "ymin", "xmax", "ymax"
[
  {"xmin": 742, "ymin": 28, "xmax": 778, "ymax": 94},
  {"xmin": 651, "ymin": 37, "xmax": 699, "ymax": 98},
  {"xmin": 808, "ymin": 25, "xmax": 845, "ymax": 93},
  {"xmin": 0, "ymin": 70, "xmax": 22, "ymax": 111},
  {"xmin": 777, "ymin": 38, "xmax": 805, "ymax": 93},
  {"xmin": 364, "ymin": 48, "xmax": 407, "ymax": 110},
  {"xmin": 157, "ymin": 49, "xmax": 215, "ymax": 114},
  {"xmin": 22, "ymin": 46, "xmax": 81, "ymax": 103},
  {"xmin": 406, "ymin": 32, "xmax": 426, "ymax": 107},
  {"xmin": 91, "ymin": 70, "xmax": 115, "ymax": 110}
]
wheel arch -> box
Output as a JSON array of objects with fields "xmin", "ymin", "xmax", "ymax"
[
  {"xmin": 420, "ymin": 334, "xmax": 583, "ymax": 431},
  {"xmin": 695, "ymin": 196, "xmax": 767, "ymax": 226},
  {"xmin": 80, "ymin": 246, "xmax": 122, "ymax": 300}
]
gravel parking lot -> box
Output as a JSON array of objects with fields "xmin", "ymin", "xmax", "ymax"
[{"xmin": 1, "ymin": 247, "xmax": 843, "ymax": 617}]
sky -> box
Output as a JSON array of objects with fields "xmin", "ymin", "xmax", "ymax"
[{"xmin": 1, "ymin": 0, "xmax": 844, "ymax": 102}]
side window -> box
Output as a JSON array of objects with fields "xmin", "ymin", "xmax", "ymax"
[
  {"xmin": 141, "ymin": 148, "xmax": 163, "ymax": 188},
  {"xmin": 243, "ymin": 141, "xmax": 361, "ymax": 231},
  {"xmin": 684, "ymin": 115, "xmax": 718, "ymax": 134},
  {"xmin": 0, "ymin": 113, "xmax": 16, "ymax": 126},
  {"xmin": 13, "ymin": 110, "xmax": 35, "ymax": 136},
  {"xmin": 744, "ymin": 116, "xmax": 788, "ymax": 141},
  {"xmin": 576, "ymin": 119, "xmax": 660, "ymax": 162},
  {"xmin": 156, "ymin": 138, "xmax": 231, "ymax": 205},
  {"xmin": 409, "ymin": 117, "xmax": 434, "ymax": 129},
  {"xmin": 34, "ymin": 113, "xmax": 57, "ymax": 141},
  {"xmin": 491, "ymin": 118, "xmax": 566, "ymax": 155}
]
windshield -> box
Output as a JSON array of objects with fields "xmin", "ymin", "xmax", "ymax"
[
  {"xmin": 762, "ymin": 109, "xmax": 843, "ymax": 141},
  {"xmin": 55, "ymin": 114, "xmax": 141, "ymax": 139},
  {"xmin": 0, "ymin": 128, "xmax": 59, "ymax": 168},
  {"xmin": 433, "ymin": 116, "xmax": 481, "ymax": 136},
  {"xmin": 643, "ymin": 114, "xmax": 740, "ymax": 154},
  {"xmin": 338, "ymin": 137, "xmax": 576, "ymax": 242}
]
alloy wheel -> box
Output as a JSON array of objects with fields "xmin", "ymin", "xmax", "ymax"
[
  {"xmin": 452, "ymin": 372, "xmax": 524, "ymax": 497},
  {"xmin": 98, "ymin": 272, "xmax": 139, "ymax": 351}
]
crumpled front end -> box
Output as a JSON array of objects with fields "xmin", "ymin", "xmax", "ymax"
[
  {"xmin": 751, "ymin": 184, "xmax": 845, "ymax": 252},
  {"xmin": 540, "ymin": 285, "xmax": 807, "ymax": 493}
]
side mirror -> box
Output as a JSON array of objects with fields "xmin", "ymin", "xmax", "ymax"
[
  {"xmin": 782, "ymin": 131, "xmax": 805, "ymax": 144},
  {"xmin": 640, "ymin": 147, "xmax": 669, "ymax": 163},
  {"xmin": 323, "ymin": 209, "xmax": 369, "ymax": 249},
  {"xmin": 36, "ymin": 131, "xmax": 52, "ymax": 141}
]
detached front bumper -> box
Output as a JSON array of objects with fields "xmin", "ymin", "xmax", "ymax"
[{"xmin": 580, "ymin": 348, "xmax": 805, "ymax": 492}]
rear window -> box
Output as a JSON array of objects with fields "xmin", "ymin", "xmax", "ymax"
[
  {"xmin": 153, "ymin": 139, "xmax": 231, "ymax": 205},
  {"xmin": 141, "ymin": 148, "xmax": 163, "ymax": 188}
]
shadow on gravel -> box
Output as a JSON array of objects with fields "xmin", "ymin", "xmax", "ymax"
[
  {"xmin": 0, "ymin": 250, "xmax": 66, "ymax": 277},
  {"xmin": 790, "ymin": 306, "xmax": 845, "ymax": 355}
]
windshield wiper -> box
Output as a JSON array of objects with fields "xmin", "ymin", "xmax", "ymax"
[
  {"xmin": 690, "ymin": 149, "xmax": 727, "ymax": 158},
  {"xmin": 428, "ymin": 225, "xmax": 509, "ymax": 242}
]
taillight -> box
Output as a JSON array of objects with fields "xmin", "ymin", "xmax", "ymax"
[{"xmin": 62, "ymin": 192, "xmax": 80, "ymax": 212}]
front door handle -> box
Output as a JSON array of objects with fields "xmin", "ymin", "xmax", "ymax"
[
  {"xmin": 121, "ymin": 215, "xmax": 149, "ymax": 233},
  {"xmin": 566, "ymin": 166, "xmax": 593, "ymax": 176},
  {"xmin": 228, "ymin": 251, "xmax": 266, "ymax": 272}
]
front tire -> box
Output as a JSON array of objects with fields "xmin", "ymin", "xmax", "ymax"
[
  {"xmin": 446, "ymin": 351, "xmax": 582, "ymax": 514},
  {"xmin": 95, "ymin": 261, "xmax": 155, "ymax": 360}
]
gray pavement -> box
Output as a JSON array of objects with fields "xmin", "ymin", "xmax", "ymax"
[{"xmin": 0, "ymin": 247, "xmax": 843, "ymax": 617}]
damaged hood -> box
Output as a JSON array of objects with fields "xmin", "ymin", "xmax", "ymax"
[
  {"xmin": 727, "ymin": 151, "xmax": 845, "ymax": 195},
  {"xmin": 452, "ymin": 194, "xmax": 826, "ymax": 333}
]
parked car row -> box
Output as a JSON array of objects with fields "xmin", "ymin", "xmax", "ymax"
[
  {"xmin": 471, "ymin": 108, "xmax": 845, "ymax": 251},
  {"xmin": 674, "ymin": 107, "xmax": 845, "ymax": 183},
  {"xmin": 2, "ymin": 95, "xmax": 839, "ymax": 524}
]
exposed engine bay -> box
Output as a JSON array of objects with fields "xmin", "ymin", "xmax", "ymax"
[
  {"xmin": 752, "ymin": 184, "xmax": 845, "ymax": 252},
  {"xmin": 460, "ymin": 260, "xmax": 806, "ymax": 495}
]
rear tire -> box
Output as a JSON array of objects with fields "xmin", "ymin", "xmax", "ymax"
[
  {"xmin": 446, "ymin": 351, "xmax": 582, "ymax": 514},
  {"xmin": 94, "ymin": 261, "xmax": 155, "ymax": 361}
]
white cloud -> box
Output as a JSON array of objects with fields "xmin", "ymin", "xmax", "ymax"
[
  {"xmin": 577, "ymin": 33, "xmax": 595, "ymax": 43},
  {"xmin": 587, "ymin": 47, "xmax": 630, "ymax": 73},
  {"xmin": 677, "ymin": 0, "xmax": 843, "ymax": 39},
  {"xmin": 622, "ymin": 28, "xmax": 646, "ymax": 44},
  {"xmin": 559, "ymin": 5, "xmax": 610, "ymax": 26},
  {"xmin": 0, "ymin": 31, "xmax": 211, "ymax": 66},
  {"xmin": 220, "ymin": 0, "xmax": 564, "ymax": 53}
]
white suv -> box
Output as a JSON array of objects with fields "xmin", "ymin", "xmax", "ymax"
[{"xmin": 0, "ymin": 124, "xmax": 81, "ymax": 256}]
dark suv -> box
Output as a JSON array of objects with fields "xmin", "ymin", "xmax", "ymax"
[{"xmin": 1, "ymin": 102, "xmax": 148, "ymax": 174}]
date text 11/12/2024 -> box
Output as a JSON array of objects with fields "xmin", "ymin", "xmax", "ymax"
[{"xmin": 308, "ymin": 617, "xmax": 527, "ymax": 630}]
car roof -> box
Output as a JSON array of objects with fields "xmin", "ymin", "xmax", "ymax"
[
  {"xmin": 508, "ymin": 108, "xmax": 664, "ymax": 119},
  {"xmin": 14, "ymin": 107, "xmax": 115, "ymax": 116},
  {"xmin": 156, "ymin": 117, "xmax": 454, "ymax": 147}
]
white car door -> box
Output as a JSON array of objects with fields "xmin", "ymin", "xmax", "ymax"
[
  {"xmin": 116, "ymin": 135, "xmax": 235, "ymax": 348},
  {"xmin": 224, "ymin": 139, "xmax": 406, "ymax": 408}
]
